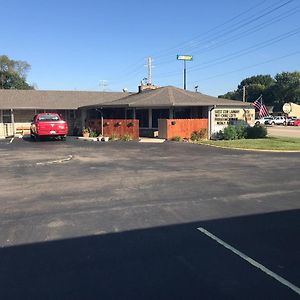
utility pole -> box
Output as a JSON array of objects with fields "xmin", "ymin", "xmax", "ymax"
[
  {"xmin": 242, "ymin": 85, "xmax": 246, "ymax": 102},
  {"xmin": 99, "ymin": 80, "xmax": 108, "ymax": 91},
  {"xmin": 147, "ymin": 57, "xmax": 152, "ymax": 85},
  {"xmin": 144, "ymin": 57, "xmax": 154, "ymax": 85}
]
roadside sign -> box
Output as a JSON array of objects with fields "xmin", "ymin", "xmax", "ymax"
[{"xmin": 177, "ymin": 55, "xmax": 193, "ymax": 61}]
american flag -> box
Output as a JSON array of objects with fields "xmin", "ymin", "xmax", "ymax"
[{"xmin": 253, "ymin": 95, "xmax": 269, "ymax": 118}]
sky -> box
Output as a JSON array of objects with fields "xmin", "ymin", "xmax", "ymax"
[{"xmin": 1, "ymin": 0, "xmax": 300, "ymax": 96}]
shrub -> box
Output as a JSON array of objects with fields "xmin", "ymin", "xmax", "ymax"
[
  {"xmin": 110, "ymin": 133, "xmax": 119, "ymax": 141},
  {"xmin": 217, "ymin": 124, "xmax": 267, "ymax": 140},
  {"xmin": 235, "ymin": 125, "xmax": 247, "ymax": 139},
  {"xmin": 122, "ymin": 134, "xmax": 132, "ymax": 141},
  {"xmin": 89, "ymin": 130, "xmax": 98, "ymax": 138},
  {"xmin": 223, "ymin": 125, "xmax": 238, "ymax": 140},
  {"xmin": 171, "ymin": 136, "xmax": 182, "ymax": 142},
  {"xmin": 246, "ymin": 125, "xmax": 267, "ymax": 139},
  {"xmin": 82, "ymin": 128, "xmax": 90, "ymax": 135},
  {"xmin": 191, "ymin": 128, "xmax": 208, "ymax": 141},
  {"xmin": 215, "ymin": 130, "xmax": 224, "ymax": 140}
]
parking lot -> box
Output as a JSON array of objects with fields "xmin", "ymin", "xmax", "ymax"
[
  {"xmin": 0, "ymin": 137, "xmax": 300, "ymax": 299},
  {"xmin": 268, "ymin": 125, "xmax": 300, "ymax": 138}
]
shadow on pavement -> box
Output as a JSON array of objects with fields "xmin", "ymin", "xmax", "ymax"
[{"xmin": 1, "ymin": 209, "xmax": 299, "ymax": 300}]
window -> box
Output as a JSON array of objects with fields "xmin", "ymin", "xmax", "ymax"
[
  {"xmin": 152, "ymin": 109, "xmax": 169, "ymax": 128},
  {"xmin": 136, "ymin": 109, "xmax": 149, "ymax": 128},
  {"xmin": 2, "ymin": 110, "xmax": 12, "ymax": 123},
  {"xmin": 103, "ymin": 108, "xmax": 126, "ymax": 119},
  {"xmin": 174, "ymin": 108, "xmax": 191, "ymax": 119},
  {"xmin": 125, "ymin": 109, "xmax": 134, "ymax": 119},
  {"xmin": 37, "ymin": 114, "xmax": 60, "ymax": 121}
]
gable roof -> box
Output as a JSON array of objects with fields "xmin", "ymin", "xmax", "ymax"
[
  {"xmin": 0, "ymin": 89, "xmax": 129, "ymax": 110},
  {"xmin": 84, "ymin": 86, "xmax": 252, "ymax": 108}
]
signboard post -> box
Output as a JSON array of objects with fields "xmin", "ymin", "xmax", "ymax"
[{"xmin": 177, "ymin": 55, "xmax": 193, "ymax": 90}]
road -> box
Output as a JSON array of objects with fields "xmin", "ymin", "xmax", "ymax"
[
  {"xmin": 0, "ymin": 137, "xmax": 299, "ymax": 299},
  {"xmin": 267, "ymin": 125, "xmax": 300, "ymax": 138}
]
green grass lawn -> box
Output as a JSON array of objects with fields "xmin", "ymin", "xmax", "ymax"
[{"xmin": 202, "ymin": 137, "xmax": 300, "ymax": 151}]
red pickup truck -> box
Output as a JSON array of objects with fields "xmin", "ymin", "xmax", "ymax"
[{"xmin": 30, "ymin": 113, "xmax": 68, "ymax": 140}]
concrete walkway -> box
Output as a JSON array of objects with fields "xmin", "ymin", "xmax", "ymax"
[{"xmin": 139, "ymin": 137, "xmax": 166, "ymax": 143}]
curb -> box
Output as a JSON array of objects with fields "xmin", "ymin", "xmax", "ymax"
[{"xmin": 197, "ymin": 142, "xmax": 300, "ymax": 153}]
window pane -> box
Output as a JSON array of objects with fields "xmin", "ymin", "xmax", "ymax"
[
  {"xmin": 152, "ymin": 109, "xmax": 169, "ymax": 128},
  {"xmin": 174, "ymin": 108, "xmax": 191, "ymax": 119},
  {"xmin": 136, "ymin": 109, "xmax": 149, "ymax": 128},
  {"xmin": 3, "ymin": 110, "xmax": 11, "ymax": 123}
]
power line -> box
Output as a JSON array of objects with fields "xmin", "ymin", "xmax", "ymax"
[
  {"xmin": 108, "ymin": 0, "xmax": 297, "ymax": 88},
  {"xmin": 193, "ymin": 50, "xmax": 300, "ymax": 83},
  {"xmin": 154, "ymin": 0, "xmax": 295, "ymax": 65},
  {"xmin": 153, "ymin": 0, "xmax": 271, "ymax": 61},
  {"xmin": 109, "ymin": 0, "xmax": 274, "ymax": 83},
  {"xmin": 178, "ymin": 0, "xmax": 295, "ymax": 56},
  {"xmin": 155, "ymin": 3, "xmax": 300, "ymax": 69},
  {"xmin": 192, "ymin": 6, "xmax": 300, "ymax": 55},
  {"xmin": 155, "ymin": 26, "xmax": 300, "ymax": 78}
]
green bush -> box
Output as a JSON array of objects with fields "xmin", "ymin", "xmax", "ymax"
[
  {"xmin": 171, "ymin": 136, "xmax": 182, "ymax": 142},
  {"xmin": 122, "ymin": 134, "xmax": 132, "ymax": 141},
  {"xmin": 110, "ymin": 133, "xmax": 119, "ymax": 141},
  {"xmin": 235, "ymin": 125, "xmax": 247, "ymax": 139},
  {"xmin": 89, "ymin": 130, "xmax": 98, "ymax": 137},
  {"xmin": 223, "ymin": 125, "xmax": 238, "ymax": 140},
  {"xmin": 191, "ymin": 128, "xmax": 208, "ymax": 141},
  {"xmin": 246, "ymin": 125, "xmax": 267, "ymax": 139},
  {"xmin": 216, "ymin": 130, "xmax": 224, "ymax": 140}
]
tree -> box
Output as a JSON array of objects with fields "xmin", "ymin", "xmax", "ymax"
[
  {"xmin": 238, "ymin": 75, "xmax": 274, "ymax": 90},
  {"xmin": 273, "ymin": 72, "xmax": 300, "ymax": 104},
  {"xmin": 218, "ymin": 72, "xmax": 300, "ymax": 109},
  {"xmin": 219, "ymin": 75, "xmax": 275, "ymax": 103},
  {"xmin": 0, "ymin": 55, "xmax": 33, "ymax": 90}
]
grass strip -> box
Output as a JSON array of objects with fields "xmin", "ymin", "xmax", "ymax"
[{"xmin": 201, "ymin": 137, "xmax": 300, "ymax": 151}]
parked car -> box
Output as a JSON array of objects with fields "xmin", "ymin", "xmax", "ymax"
[
  {"xmin": 287, "ymin": 116, "xmax": 297, "ymax": 125},
  {"xmin": 255, "ymin": 116, "xmax": 273, "ymax": 126},
  {"xmin": 265, "ymin": 116, "xmax": 287, "ymax": 126},
  {"xmin": 288, "ymin": 119, "xmax": 300, "ymax": 126},
  {"xmin": 30, "ymin": 113, "xmax": 68, "ymax": 140}
]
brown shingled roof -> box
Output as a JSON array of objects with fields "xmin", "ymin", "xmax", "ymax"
[
  {"xmin": 84, "ymin": 86, "xmax": 252, "ymax": 108},
  {"xmin": 0, "ymin": 89, "xmax": 130, "ymax": 110}
]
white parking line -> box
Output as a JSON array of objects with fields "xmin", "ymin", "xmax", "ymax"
[
  {"xmin": 197, "ymin": 227, "xmax": 300, "ymax": 296},
  {"xmin": 9, "ymin": 137, "xmax": 14, "ymax": 144},
  {"xmin": 36, "ymin": 155, "xmax": 73, "ymax": 166}
]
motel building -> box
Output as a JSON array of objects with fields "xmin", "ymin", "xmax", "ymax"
[{"xmin": 0, "ymin": 86, "xmax": 254, "ymax": 140}]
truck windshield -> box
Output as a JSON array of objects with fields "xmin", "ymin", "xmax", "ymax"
[{"xmin": 38, "ymin": 115, "xmax": 60, "ymax": 121}]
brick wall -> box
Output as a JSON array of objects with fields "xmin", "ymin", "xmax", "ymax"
[
  {"xmin": 158, "ymin": 119, "xmax": 208, "ymax": 140},
  {"xmin": 89, "ymin": 119, "xmax": 139, "ymax": 140}
]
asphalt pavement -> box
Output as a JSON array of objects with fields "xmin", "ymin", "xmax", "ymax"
[
  {"xmin": 0, "ymin": 137, "xmax": 299, "ymax": 299},
  {"xmin": 267, "ymin": 125, "xmax": 300, "ymax": 138}
]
